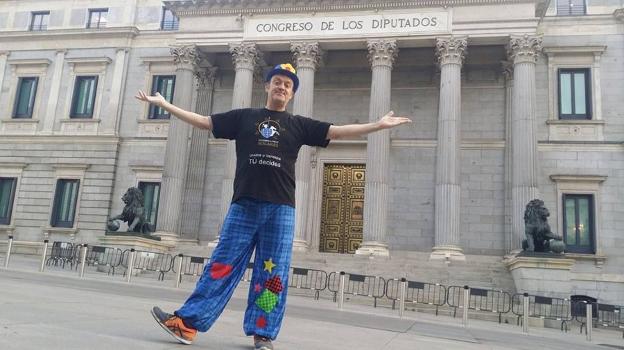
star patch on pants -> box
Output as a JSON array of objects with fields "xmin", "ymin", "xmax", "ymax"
[{"xmin": 210, "ymin": 262, "xmax": 233, "ymax": 279}]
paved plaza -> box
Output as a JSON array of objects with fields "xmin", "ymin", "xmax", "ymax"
[{"xmin": 1, "ymin": 255, "xmax": 623, "ymax": 350}]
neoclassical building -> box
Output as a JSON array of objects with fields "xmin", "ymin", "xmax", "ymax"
[{"xmin": 0, "ymin": 0, "xmax": 622, "ymax": 303}]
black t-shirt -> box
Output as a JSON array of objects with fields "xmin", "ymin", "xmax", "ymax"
[{"xmin": 211, "ymin": 108, "xmax": 332, "ymax": 207}]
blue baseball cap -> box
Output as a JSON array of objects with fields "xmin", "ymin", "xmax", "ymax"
[{"xmin": 265, "ymin": 63, "xmax": 299, "ymax": 92}]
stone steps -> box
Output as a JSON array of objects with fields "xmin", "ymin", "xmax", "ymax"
[{"xmin": 174, "ymin": 244, "xmax": 517, "ymax": 294}]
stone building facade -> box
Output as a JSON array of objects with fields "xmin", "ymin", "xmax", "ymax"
[{"xmin": 0, "ymin": 0, "xmax": 622, "ymax": 303}]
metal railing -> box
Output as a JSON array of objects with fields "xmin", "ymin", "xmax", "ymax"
[
  {"xmin": 386, "ymin": 279, "xmax": 447, "ymax": 315},
  {"xmin": 327, "ymin": 271, "xmax": 386, "ymax": 307},
  {"xmin": 79, "ymin": 245, "xmax": 124, "ymax": 275},
  {"xmin": 172, "ymin": 254, "xmax": 209, "ymax": 284},
  {"xmin": 46, "ymin": 241, "xmax": 79, "ymax": 269},
  {"xmin": 512, "ymin": 294, "xmax": 573, "ymax": 331},
  {"xmin": 120, "ymin": 249, "xmax": 174, "ymax": 281},
  {"xmin": 447, "ymin": 286, "xmax": 512, "ymax": 323},
  {"xmin": 288, "ymin": 267, "xmax": 328, "ymax": 300}
]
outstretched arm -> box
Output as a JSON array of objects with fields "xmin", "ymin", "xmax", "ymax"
[
  {"xmin": 134, "ymin": 90, "xmax": 213, "ymax": 130},
  {"xmin": 326, "ymin": 111, "xmax": 411, "ymax": 140}
]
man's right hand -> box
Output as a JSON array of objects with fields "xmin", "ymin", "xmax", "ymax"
[{"xmin": 135, "ymin": 90, "xmax": 166, "ymax": 107}]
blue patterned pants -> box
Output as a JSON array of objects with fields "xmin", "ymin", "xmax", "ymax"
[{"xmin": 176, "ymin": 198, "xmax": 295, "ymax": 340}]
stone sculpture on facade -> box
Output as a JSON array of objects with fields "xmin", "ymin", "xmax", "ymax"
[
  {"xmin": 522, "ymin": 199, "xmax": 565, "ymax": 253},
  {"xmin": 107, "ymin": 187, "xmax": 154, "ymax": 235}
]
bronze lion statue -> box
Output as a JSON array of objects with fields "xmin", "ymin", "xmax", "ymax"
[
  {"xmin": 522, "ymin": 199, "xmax": 565, "ymax": 253},
  {"xmin": 107, "ymin": 187, "xmax": 154, "ymax": 234}
]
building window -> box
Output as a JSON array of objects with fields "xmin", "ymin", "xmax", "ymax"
[
  {"xmin": 87, "ymin": 8, "xmax": 108, "ymax": 29},
  {"xmin": 161, "ymin": 8, "xmax": 179, "ymax": 31},
  {"xmin": 0, "ymin": 178, "xmax": 17, "ymax": 225},
  {"xmin": 70, "ymin": 76, "xmax": 98, "ymax": 118},
  {"xmin": 51, "ymin": 179, "xmax": 80, "ymax": 228},
  {"xmin": 30, "ymin": 11, "xmax": 50, "ymax": 31},
  {"xmin": 149, "ymin": 75, "xmax": 175, "ymax": 119},
  {"xmin": 138, "ymin": 182, "xmax": 160, "ymax": 228},
  {"xmin": 563, "ymin": 194, "xmax": 595, "ymax": 254},
  {"xmin": 558, "ymin": 68, "xmax": 591, "ymax": 120},
  {"xmin": 13, "ymin": 77, "xmax": 38, "ymax": 119},
  {"xmin": 556, "ymin": 0, "xmax": 586, "ymax": 16}
]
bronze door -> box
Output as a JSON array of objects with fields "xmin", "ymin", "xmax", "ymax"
[{"xmin": 319, "ymin": 164, "xmax": 365, "ymax": 254}]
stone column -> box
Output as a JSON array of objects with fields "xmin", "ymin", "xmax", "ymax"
[
  {"xmin": 154, "ymin": 45, "xmax": 199, "ymax": 241},
  {"xmin": 291, "ymin": 42, "xmax": 322, "ymax": 252},
  {"xmin": 182, "ymin": 66, "xmax": 218, "ymax": 241},
  {"xmin": 507, "ymin": 35, "xmax": 542, "ymax": 252},
  {"xmin": 41, "ymin": 50, "xmax": 65, "ymax": 134},
  {"xmin": 430, "ymin": 37, "xmax": 467, "ymax": 261},
  {"xmin": 215, "ymin": 43, "xmax": 261, "ymax": 242},
  {"xmin": 356, "ymin": 40, "xmax": 397, "ymax": 257},
  {"xmin": 502, "ymin": 61, "xmax": 514, "ymax": 254}
]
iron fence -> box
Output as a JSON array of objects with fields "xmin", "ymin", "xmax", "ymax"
[
  {"xmin": 386, "ymin": 279, "xmax": 447, "ymax": 315},
  {"xmin": 288, "ymin": 267, "xmax": 328, "ymax": 300},
  {"xmin": 512, "ymin": 294, "xmax": 573, "ymax": 331},
  {"xmin": 327, "ymin": 271, "xmax": 386, "ymax": 307},
  {"xmin": 447, "ymin": 286, "xmax": 512, "ymax": 323},
  {"xmin": 120, "ymin": 249, "xmax": 174, "ymax": 281}
]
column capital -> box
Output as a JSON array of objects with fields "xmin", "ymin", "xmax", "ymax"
[
  {"xmin": 507, "ymin": 35, "xmax": 542, "ymax": 65},
  {"xmin": 170, "ymin": 44, "xmax": 200, "ymax": 72},
  {"xmin": 614, "ymin": 8, "xmax": 624, "ymax": 21},
  {"xmin": 291, "ymin": 41, "xmax": 322, "ymax": 70},
  {"xmin": 0, "ymin": 51, "xmax": 10, "ymax": 57},
  {"xmin": 367, "ymin": 39, "xmax": 398, "ymax": 69},
  {"xmin": 435, "ymin": 37, "xmax": 467, "ymax": 67},
  {"xmin": 195, "ymin": 66, "xmax": 218, "ymax": 89},
  {"xmin": 229, "ymin": 42, "xmax": 262, "ymax": 72}
]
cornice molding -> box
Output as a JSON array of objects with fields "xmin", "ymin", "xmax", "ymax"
[
  {"xmin": 0, "ymin": 27, "xmax": 139, "ymax": 42},
  {"xmin": 165, "ymin": 0, "xmax": 545, "ymax": 16}
]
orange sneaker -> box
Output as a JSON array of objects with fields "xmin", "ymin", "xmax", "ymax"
[{"xmin": 150, "ymin": 306, "xmax": 197, "ymax": 345}]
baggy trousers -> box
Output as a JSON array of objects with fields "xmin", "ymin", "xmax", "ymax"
[{"xmin": 176, "ymin": 198, "xmax": 295, "ymax": 340}]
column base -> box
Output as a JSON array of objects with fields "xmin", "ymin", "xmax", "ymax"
[
  {"xmin": 207, "ymin": 235, "xmax": 220, "ymax": 248},
  {"xmin": 292, "ymin": 239, "xmax": 309, "ymax": 252},
  {"xmin": 152, "ymin": 231, "xmax": 179, "ymax": 244},
  {"xmin": 430, "ymin": 245, "xmax": 465, "ymax": 262},
  {"xmin": 355, "ymin": 241, "xmax": 390, "ymax": 257}
]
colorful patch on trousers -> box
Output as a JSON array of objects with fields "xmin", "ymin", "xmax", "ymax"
[
  {"xmin": 255, "ymin": 289, "xmax": 278, "ymax": 313},
  {"xmin": 264, "ymin": 276, "xmax": 283, "ymax": 293},
  {"xmin": 256, "ymin": 315, "xmax": 267, "ymax": 328},
  {"xmin": 209, "ymin": 262, "xmax": 233, "ymax": 279}
]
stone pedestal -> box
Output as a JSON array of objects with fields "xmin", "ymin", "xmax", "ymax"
[{"xmin": 505, "ymin": 253, "xmax": 575, "ymax": 299}]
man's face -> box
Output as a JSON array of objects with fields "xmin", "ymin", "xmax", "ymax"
[{"xmin": 265, "ymin": 74, "xmax": 294, "ymax": 107}]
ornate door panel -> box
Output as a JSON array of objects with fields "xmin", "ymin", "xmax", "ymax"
[{"xmin": 320, "ymin": 164, "xmax": 365, "ymax": 254}]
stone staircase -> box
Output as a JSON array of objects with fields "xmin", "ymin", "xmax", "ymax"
[{"xmin": 175, "ymin": 244, "xmax": 517, "ymax": 294}]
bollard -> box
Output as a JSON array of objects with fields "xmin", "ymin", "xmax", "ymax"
[
  {"xmin": 337, "ymin": 271, "xmax": 346, "ymax": 310},
  {"xmin": 40, "ymin": 240, "xmax": 49, "ymax": 272},
  {"xmin": 462, "ymin": 285, "xmax": 470, "ymax": 327},
  {"xmin": 522, "ymin": 293, "xmax": 529, "ymax": 334},
  {"xmin": 175, "ymin": 254, "xmax": 183, "ymax": 288},
  {"xmin": 586, "ymin": 301, "xmax": 592, "ymax": 341},
  {"xmin": 126, "ymin": 249, "xmax": 136, "ymax": 283},
  {"xmin": 79, "ymin": 244, "xmax": 87, "ymax": 278},
  {"xmin": 4, "ymin": 235, "xmax": 13, "ymax": 268},
  {"xmin": 398, "ymin": 278, "xmax": 407, "ymax": 318}
]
